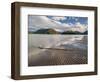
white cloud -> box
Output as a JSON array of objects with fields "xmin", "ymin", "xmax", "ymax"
[
  {"xmin": 75, "ymin": 18, "xmax": 78, "ymax": 21},
  {"xmin": 71, "ymin": 17, "xmax": 78, "ymax": 21},
  {"xmin": 71, "ymin": 22, "xmax": 87, "ymax": 32},
  {"xmin": 28, "ymin": 15, "xmax": 61, "ymax": 30},
  {"xmin": 62, "ymin": 23, "xmax": 71, "ymax": 27},
  {"xmin": 76, "ymin": 22, "xmax": 87, "ymax": 30},
  {"xmin": 51, "ymin": 16, "xmax": 66, "ymax": 21}
]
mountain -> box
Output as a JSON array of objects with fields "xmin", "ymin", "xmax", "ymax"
[
  {"xmin": 83, "ymin": 31, "xmax": 88, "ymax": 34},
  {"xmin": 62, "ymin": 31, "xmax": 82, "ymax": 34},
  {"xmin": 33, "ymin": 28, "xmax": 59, "ymax": 34},
  {"xmin": 31, "ymin": 28, "xmax": 88, "ymax": 34}
]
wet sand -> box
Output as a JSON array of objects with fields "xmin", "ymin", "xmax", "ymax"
[{"xmin": 28, "ymin": 48, "xmax": 87, "ymax": 66}]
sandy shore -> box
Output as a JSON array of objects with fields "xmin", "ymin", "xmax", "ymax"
[{"xmin": 28, "ymin": 48, "xmax": 87, "ymax": 66}]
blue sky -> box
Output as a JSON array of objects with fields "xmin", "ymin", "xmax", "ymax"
[{"xmin": 47, "ymin": 16, "xmax": 88, "ymax": 26}]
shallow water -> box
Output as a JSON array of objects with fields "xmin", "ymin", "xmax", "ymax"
[{"xmin": 28, "ymin": 34, "xmax": 87, "ymax": 48}]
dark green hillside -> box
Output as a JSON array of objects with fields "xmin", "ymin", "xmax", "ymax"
[
  {"xmin": 33, "ymin": 28, "xmax": 59, "ymax": 34},
  {"xmin": 83, "ymin": 31, "xmax": 88, "ymax": 34},
  {"xmin": 29, "ymin": 28, "xmax": 88, "ymax": 35},
  {"xmin": 62, "ymin": 31, "xmax": 88, "ymax": 35}
]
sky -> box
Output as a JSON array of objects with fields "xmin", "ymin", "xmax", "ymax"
[
  {"xmin": 28, "ymin": 15, "xmax": 88, "ymax": 33},
  {"xmin": 47, "ymin": 16, "xmax": 87, "ymax": 26}
]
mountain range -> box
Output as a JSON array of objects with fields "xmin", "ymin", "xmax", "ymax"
[{"xmin": 29, "ymin": 28, "xmax": 88, "ymax": 35}]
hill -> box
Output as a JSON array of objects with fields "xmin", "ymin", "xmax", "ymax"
[
  {"xmin": 33, "ymin": 28, "xmax": 59, "ymax": 34},
  {"xmin": 31, "ymin": 28, "xmax": 88, "ymax": 35}
]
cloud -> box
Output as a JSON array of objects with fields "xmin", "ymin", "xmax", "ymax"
[
  {"xmin": 28, "ymin": 15, "xmax": 60, "ymax": 30},
  {"xmin": 61, "ymin": 23, "xmax": 71, "ymax": 27},
  {"xmin": 76, "ymin": 22, "xmax": 87, "ymax": 30},
  {"xmin": 75, "ymin": 18, "xmax": 78, "ymax": 21},
  {"xmin": 28, "ymin": 15, "xmax": 87, "ymax": 32},
  {"xmin": 71, "ymin": 22, "xmax": 87, "ymax": 32},
  {"xmin": 29, "ymin": 15, "xmax": 70, "ymax": 30},
  {"xmin": 51, "ymin": 16, "xmax": 66, "ymax": 21},
  {"xmin": 71, "ymin": 17, "xmax": 78, "ymax": 21}
]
